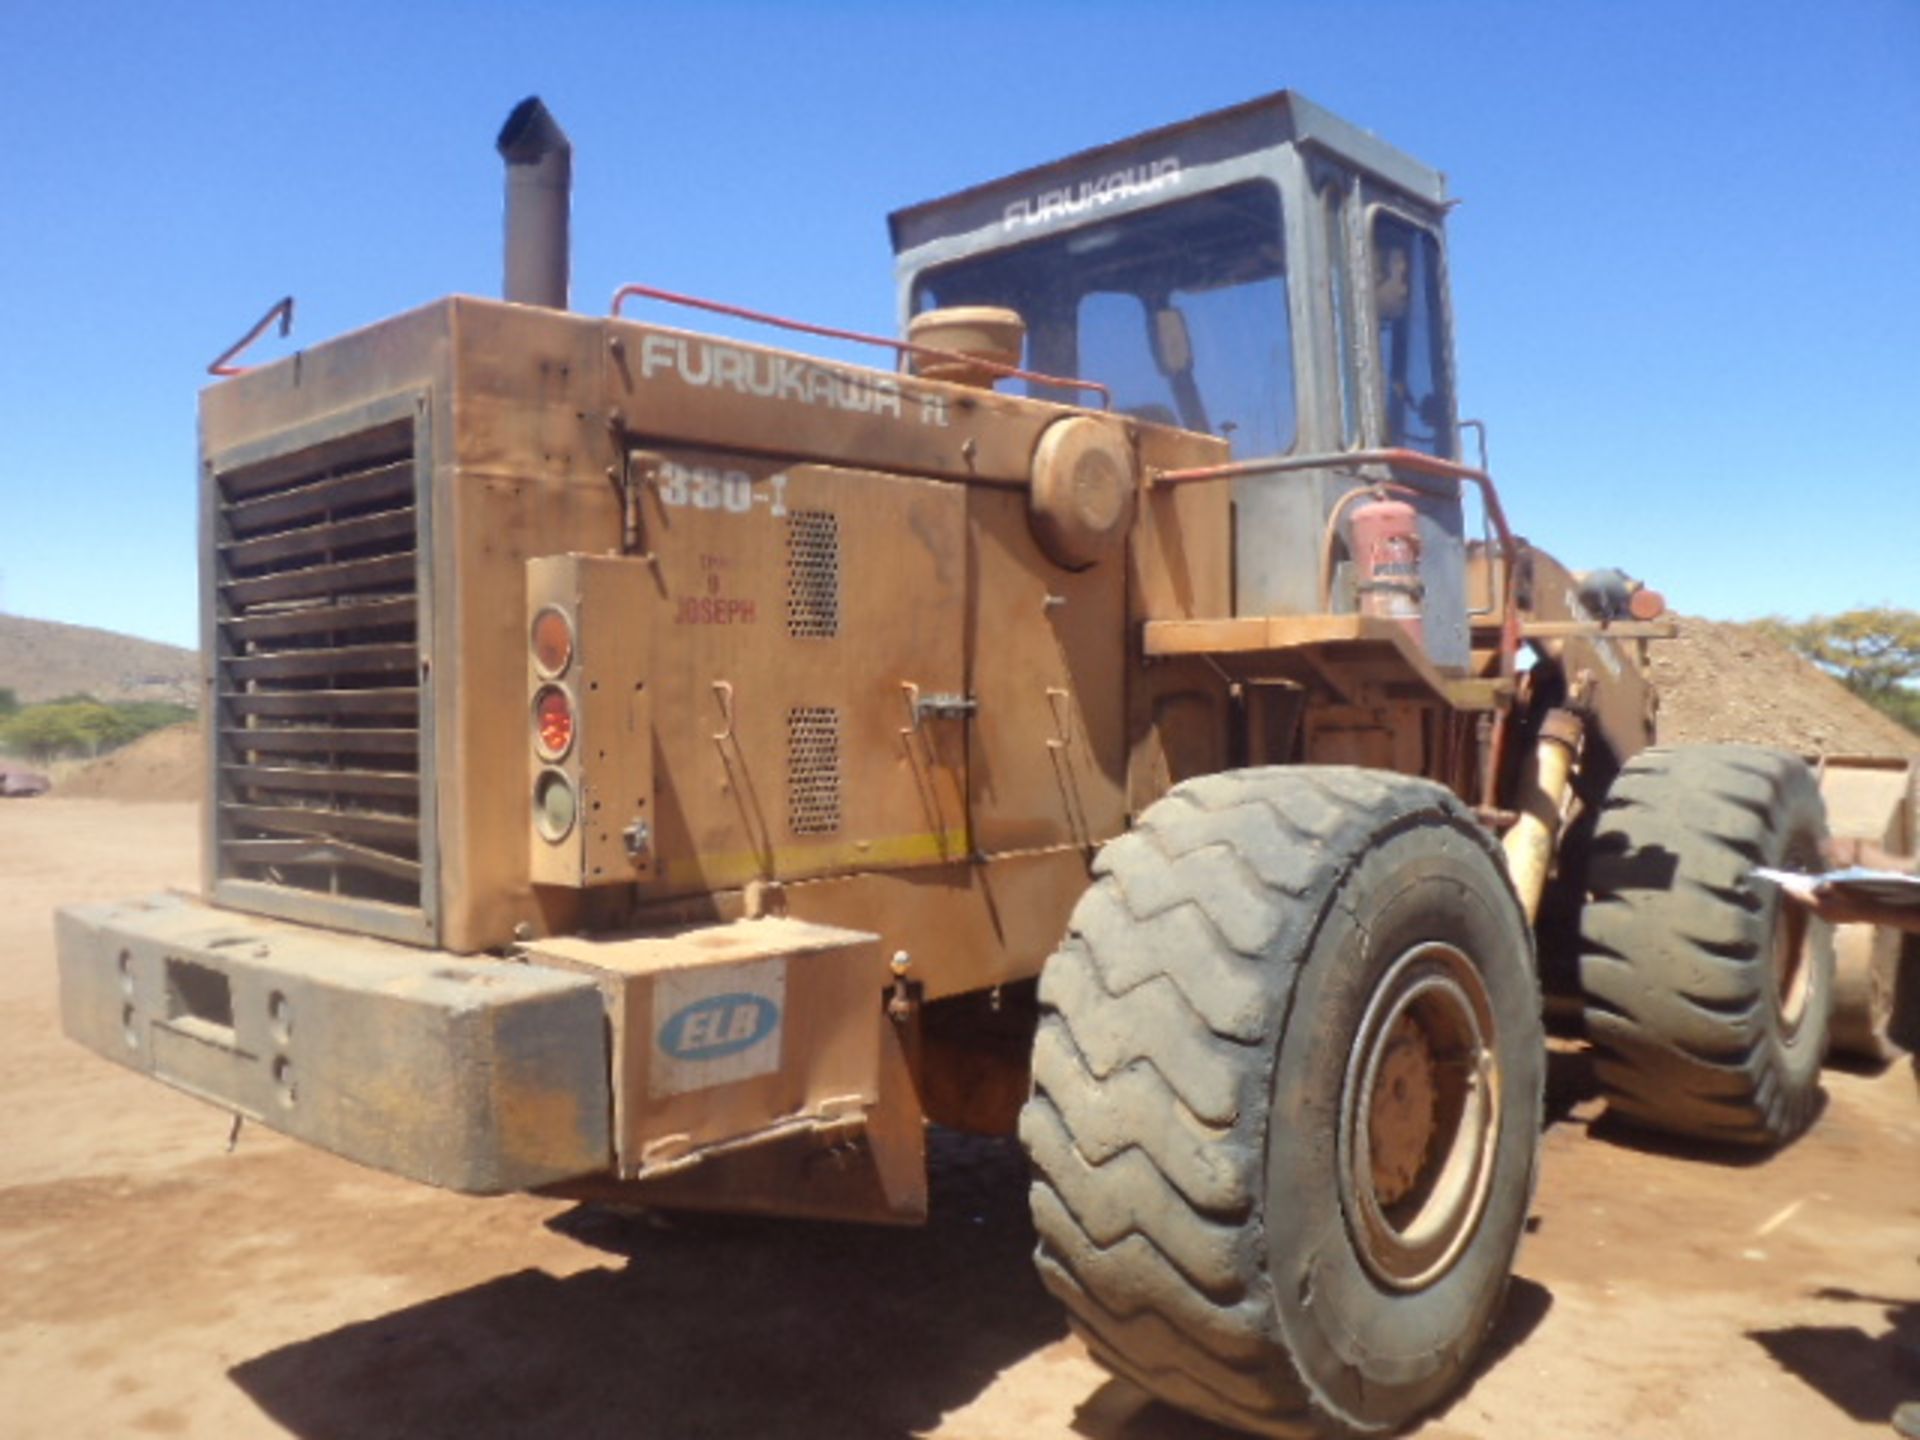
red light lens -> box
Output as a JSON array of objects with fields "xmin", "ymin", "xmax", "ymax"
[
  {"xmin": 531, "ymin": 606, "xmax": 574, "ymax": 676},
  {"xmin": 534, "ymin": 686, "xmax": 574, "ymax": 759}
]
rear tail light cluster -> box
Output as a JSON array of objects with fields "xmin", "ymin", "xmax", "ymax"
[
  {"xmin": 524, "ymin": 553, "xmax": 654, "ymax": 890},
  {"xmin": 530, "ymin": 606, "xmax": 578, "ymax": 841}
]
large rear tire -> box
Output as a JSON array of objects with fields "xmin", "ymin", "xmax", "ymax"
[
  {"xmin": 1578, "ymin": 745, "xmax": 1833, "ymax": 1146},
  {"xmin": 1021, "ymin": 767, "xmax": 1543, "ymax": 1437}
]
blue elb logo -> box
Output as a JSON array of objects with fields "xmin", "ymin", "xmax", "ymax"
[{"xmin": 659, "ymin": 993, "xmax": 779, "ymax": 1060}]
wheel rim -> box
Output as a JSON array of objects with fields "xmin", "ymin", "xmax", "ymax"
[
  {"xmin": 1338, "ymin": 941, "xmax": 1502, "ymax": 1291},
  {"xmin": 1772, "ymin": 901, "xmax": 1814, "ymax": 1036},
  {"xmin": 1771, "ymin": 834, "xmax": 1821, "ymax": 1036}
]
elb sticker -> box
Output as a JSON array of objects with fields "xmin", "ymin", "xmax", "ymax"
[
  {"xmin": 660, "ymin": 993, "xmax": 778, "ymax": 1060},
  {"xmin": 649, "ymin": 957, "xmax": 786, "ymax": 1096}
]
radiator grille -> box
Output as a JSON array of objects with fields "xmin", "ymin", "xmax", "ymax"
[
  {"xmin": 785, "ymin": 510, "xmax": 840, "ymax": 639},
  {"xmin": 211, "ymin": 417, "xmax": 427, "ymax": 921},
  {"xmin": 786, "ymin": 706, "xmax": 841, "ymax": 835}
]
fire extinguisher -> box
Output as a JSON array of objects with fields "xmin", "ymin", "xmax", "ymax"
[{"xmin": 1350, "ymin": 496, "xmax": 1425, "ymax": 645}]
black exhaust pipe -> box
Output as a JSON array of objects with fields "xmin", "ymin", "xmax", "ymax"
[{"xmin": 496, "ymin": 97, "xmax": 571, "ymax": 309}]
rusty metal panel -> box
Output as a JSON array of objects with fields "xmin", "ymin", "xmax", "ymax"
[
  {"xmin": 444, "ymin": 298, "xmax": 611, "ymax": 485},
  {"xmin": 56, "ymin": 893, "xmax": 610, "ymax": 1194},
  {"xmin": 1144, "ymin": 613, "xmax": 1466, "ymax": 707},
  {"xmin": 778, "ymin": 846, "xmax": 1094, "ymax": 1000},
  {"xmin": 196, "ymin": 296, "xmax": 1182, "ymax": 958},
  {"xmin": 526, "ymin": 555, "xmax": 656, "ymax": 888},
  {"xmin": 1126, "ymin": 666, "xmax": 1232, "ymax": 815},
  {"xmin": 199, "ymin": 301, "xmax": 453, "ymax": 458},
  {"xmin": 200, "ymin": 303, "xmax": 458, "ymax": 946},
  {"xmin": 605, "ymin": 312, "xmax": 1070, "ymax": 489},
  {"xmin": 966, "ymin": 486, "xmax": 1126, "ymax": 853},
  {"xmin": 437, "ymin": 473, "xmax": 621, "ymax": 950},
  {"xmin": 430, "ymin": 302, "xmax": 621, "ymax": 950},
  {"xmin": 631, "ymin": 451, "xmax": 969, "ymax": 897},
  {"xmin": 1303, "ymin": 703, "xmax": 1428, "ymax": 773},
  {"xmin": 1129, "ymin": 423, "xmax": 1232, "ymax": 623},
  {"xmin": 447, "ymin": 295, "xmax": 1082, "ymax": 489},
  {"xmin": 1818, "ymin": 755, "xmax": 1915, "ymax": 851},
  {"xmin": 526, "ymin": 918, "xmax": 893, "ymax": 1182},
  {"xmin": 1514, "ymin": 546, "xmax": 1658, "ymax": 766}
]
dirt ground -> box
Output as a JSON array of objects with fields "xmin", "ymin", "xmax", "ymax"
[{"xmin": 2, "ymin": 799, "xmax": 1915, "ymax": 1439}]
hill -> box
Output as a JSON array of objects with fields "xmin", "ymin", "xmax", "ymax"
[{"xmin": 0, "ymin": 614, "xmax": 196, "ymax": 706}]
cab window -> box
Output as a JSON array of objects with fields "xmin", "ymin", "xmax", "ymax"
[
  {"xmin": 913, "ymin": 181, "xmax": 1296, "ymax": 457},
  {"xmin": 1370, "ymin": 213, "xmax": 1451, "ymax": 455}
]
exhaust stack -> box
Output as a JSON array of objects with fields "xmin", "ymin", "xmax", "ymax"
[{"xmin": 496, "ymin": 97, "xmax": 571, "ymax": 309}]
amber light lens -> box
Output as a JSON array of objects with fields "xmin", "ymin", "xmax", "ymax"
[
  {"xmin": 531, "ymin": 606, "xmax": 575, "ymax": 676},
  {"xmin": 534, "ymin": 685, "xmax": 575, "ymax": 759}
]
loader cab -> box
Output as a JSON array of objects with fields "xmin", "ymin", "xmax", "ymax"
[{"xmin": 891, "ymin": 91, "xmax": 1473, "ymax": 669}]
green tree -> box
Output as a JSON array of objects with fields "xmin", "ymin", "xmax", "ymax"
[
  {"xmin": 1758, "ymin": 606, "xmax": 1920, "ymax": 736},
  {"xmin": 0, "ymin": 705, "xmax": 80, "ymax": 760},
  {"xmin": 0, "ymin": 687, "xmax": 17, "ymax": 717},
  {"xmin": 0, "ymin": 701, "xmax": 141, "ymax": 760}
]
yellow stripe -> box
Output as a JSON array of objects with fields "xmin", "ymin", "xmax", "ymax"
[{"xmin": 652, "ymin": 828, "xmax": 970, "ymax": 890}]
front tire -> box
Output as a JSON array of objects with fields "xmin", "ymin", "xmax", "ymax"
[
  {"xmin": 1578, "ymin": 745, "xmax": 1834, "ymax": 1145},
  {"xmin": 1021, "ymin": 767, "xmax": 1543, "ymax": 1437}
]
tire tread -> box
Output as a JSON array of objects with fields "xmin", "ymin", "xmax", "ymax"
[
  {"xmin": 1023, "ymin": 767, "xmax": 1511, "ymax": 1437},
  {"xmin": 1577, "ymin": 744, "xmax": 1832, "ymax": 1146}
]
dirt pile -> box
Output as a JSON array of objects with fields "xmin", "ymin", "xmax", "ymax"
[
  {"xmin": 57, "ymin": 723, "xmax": 202, "ymax": 802},
  {"xmin": 1648, "ymin": 616, "xmax": 1917, "ymax": 756}
]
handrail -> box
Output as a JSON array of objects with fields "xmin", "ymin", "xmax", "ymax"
[
  {"xmin": 207, "ymin": 296, "xmax": 295, "ymax": 377},
  {"xmin": 1153, "ymin": 445, "xmax": 1529, "ymax": 811},
  {"xmin": 1152, "ymin": 446, "xmax": 1517, "ymax": 595},
  {"xmin": 610, "ymin": 281, "xmax": 1111, "ymax": 407},
  {"xmin": 1151, "ymin": 445, "xmax": 1524, "ymax": 693}
]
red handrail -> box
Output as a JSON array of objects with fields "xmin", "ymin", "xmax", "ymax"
[
  {"xmin": 1154, "ymin": 444, "xmax": 1524, "ymax": 688},
  {"xmin": 610, "ymin": 281, "xmax": 1110, "ymax": 407},
  {"xmin": 207, "ymin": 296, "xmax": 295, "ymax": 377},
  {"xmin": 1152, "ymin": 446, "xmax": 1517, "ymax": 595}
]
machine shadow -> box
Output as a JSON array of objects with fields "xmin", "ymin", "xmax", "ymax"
[
  {"xmin": 230, "ymin": 1135, "xmax": 1065, "ymax": 1440},
  {"xmin": 1542, "ymin": 1040, "xmax": 1600, "ymax": 1127},
  {"xmin": 1583, "ymin": 1088, "xmax": 1829, "ymax": 1168},
  {"xmin": 1748, "ymin": 1289, "xmax": 1920, "ymax": 1425},
  {"xmin": 1066, "ymin": 1277, "xmax": 1555, "ymax": 1439}
]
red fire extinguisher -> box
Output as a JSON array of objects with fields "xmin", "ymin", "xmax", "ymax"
[{"xmin": 1350, "ymin": 496, "xmax": 1425, "ymax": 646}]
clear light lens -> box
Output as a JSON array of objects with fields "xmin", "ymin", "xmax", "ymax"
[
  {"xmin": 531, "ymin": 606, "xmax": 574, "ymax": 676},
  {"xmin": 533, "ymin": 769, "xmax": 577, "ymax": 842},
  {"xmin": 533, "ymin": 685, "xmax": 575, "ymax": 759}
]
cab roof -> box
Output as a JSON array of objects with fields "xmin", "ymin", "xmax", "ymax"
[{"xmin": 889, "ymin": 90, "xmax": 1448, "ymax": 257}]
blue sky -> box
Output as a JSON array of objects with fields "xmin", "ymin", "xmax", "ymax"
[{"xmin": 2, "ymin": 0, "xmax": 1915, "ymax": 650}]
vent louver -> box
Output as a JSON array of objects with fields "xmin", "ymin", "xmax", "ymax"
[{"xmin": 210, "ymin": 415, "xmax": 431, "ymax": 935}]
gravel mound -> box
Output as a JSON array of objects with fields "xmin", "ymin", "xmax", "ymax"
[
  {"xmin": 1648, "ymin": 616, "xmax": 1917, "ymax": 756},
  {"xmin": 58, "ymin": 723, "xmax": 202, "ymax": 802}
]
